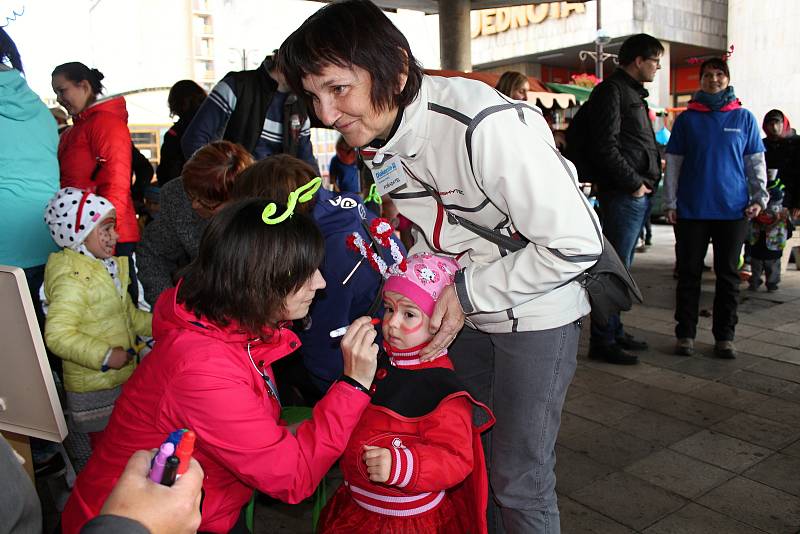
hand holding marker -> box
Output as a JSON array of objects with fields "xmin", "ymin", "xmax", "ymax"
[
  {"xmin": 329, "ymin": 317, "xmax": 381, "ymax": 338},
  {"xmin": 148, "ymin": 429, "xmax": 196, "ymax": 487}
]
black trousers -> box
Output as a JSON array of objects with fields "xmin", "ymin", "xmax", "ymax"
[{"xmin": 674, "ymin": 218, "xmax": 748, "ymax": 341}]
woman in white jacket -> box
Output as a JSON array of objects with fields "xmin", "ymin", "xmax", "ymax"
[{"xmin": 279, "ymin": 1, "xmax": 603, "ymax": 532}]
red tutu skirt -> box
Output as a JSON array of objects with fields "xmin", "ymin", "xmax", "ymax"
[{"xmin": 318, "ymin": 485, "xmax": 473, "ymax": 534}]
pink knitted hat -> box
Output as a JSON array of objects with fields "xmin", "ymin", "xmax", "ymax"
[{"xmin": 383, "ymin": 252, "xmax": 460, "ymax": 317}]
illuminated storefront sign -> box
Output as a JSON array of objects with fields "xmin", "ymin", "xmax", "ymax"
[{"xmin": 471, "ymin": 2, "xmax": 587, "ymax": 38}]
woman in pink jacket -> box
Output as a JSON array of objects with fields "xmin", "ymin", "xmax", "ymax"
[
  {"xmin": 61, "ymin": 197, "xmax": 379, "ymax": 533},
  {"xmin": 51, "ymin": 62, "xmax": 139, "ymax": 254}
]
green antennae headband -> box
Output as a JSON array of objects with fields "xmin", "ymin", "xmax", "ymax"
[{"xmin": 261, "ymin": 177, "xmax": 322, "ymax": 225}]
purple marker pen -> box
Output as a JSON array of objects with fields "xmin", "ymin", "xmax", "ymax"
[{"xmin": 148, "ymin": 442, "xmax": 175, "ymax": 484}]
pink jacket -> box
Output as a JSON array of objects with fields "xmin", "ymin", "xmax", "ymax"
[{"xmin": 61, "ymin": 286, "xmax": 370, "ymax": 533}]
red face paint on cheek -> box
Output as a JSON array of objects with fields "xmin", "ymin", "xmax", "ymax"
[{"xmin": 400, "ymin": 318, "xmax": 423, "ymax": 335}]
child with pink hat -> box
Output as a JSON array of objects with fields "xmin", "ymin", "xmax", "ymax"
[{"xmin": 318, "ymin": 244, "xmax": 495, "ymax": 534}]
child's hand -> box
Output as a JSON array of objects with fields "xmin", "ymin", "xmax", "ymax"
[
  {"xmin": 363, "ymin": 445, "xmax": 391, "ymax": 483},
  {"xmin": 107, "ymin": 347, "xmax": 133, "ymax": 369}
]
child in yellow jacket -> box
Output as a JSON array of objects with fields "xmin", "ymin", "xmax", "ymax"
[{"xmin": 42, "ymin": 187, "xmax": 151, "ymax": 446}]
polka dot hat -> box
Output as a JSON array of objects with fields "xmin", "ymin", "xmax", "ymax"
[{"xmin": 44, "ymin": 187, "xmax": 115, "ymax": 249}]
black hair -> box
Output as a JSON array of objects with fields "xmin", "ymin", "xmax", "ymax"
[
  {"xmin": 167, "ymin": 79, "xmax": 207, "ymax": 118},
  {"xmin": 618, "ymin": 34, "xmax": 664, "ymax": 66},
  {"xmin": 177, "ymin": 198, "xmax": 324, "ymax": 336},
  {"xmin": 699, "ymin": 57, "xmax": 730, "ymax": 80},
  {"xmin": 51, "ymin": 62, "xmax": 105, "ymax": 95},
  {"xmin": 0, "ymin": 28, "xmax": 23, "ymax": 72},
  {"xmin": 276, "ymin": 0, "xmax": 424, "ymax": 113}
]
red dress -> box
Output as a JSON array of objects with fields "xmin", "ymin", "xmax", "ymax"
[{"xmin": 318, "ymin": 343, "xmax": 495, "ymax": 534}]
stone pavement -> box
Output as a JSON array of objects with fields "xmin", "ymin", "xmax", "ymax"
[{"xmin": 256, "ymin": 223, "xmax": 800, "ymax": 533}]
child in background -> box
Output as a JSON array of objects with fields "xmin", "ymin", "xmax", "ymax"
[
  {"xmin": 42, "ymin": 187, "xmax": 152, "ymax": 447},
  {"xmin": 318, "ymin": 251, "xmax": 494, "ymax": 534},
  {"xmin": 748, "ymin": 173, "xmax": 793, "ymax": 292},
  {"xmin": 329, "ymin": 135, "xmax": 360, "ymax": 194}
]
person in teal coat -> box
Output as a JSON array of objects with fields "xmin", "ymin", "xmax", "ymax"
[{"xmin": 0, "ymin": 29, "xmax": 59, "ymax": 294}]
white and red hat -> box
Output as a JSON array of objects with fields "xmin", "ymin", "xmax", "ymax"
[
  {"xmin": 44, "ymin": 187, "xmax": 115, "ymax": 249},
  {"xmin": 383, "ymin": 252, "xmax": 460, "ymax": 317}
]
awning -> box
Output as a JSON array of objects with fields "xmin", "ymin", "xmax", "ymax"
[
  {"xmin": 545, "ymin": 82, "xmax": 593, "ymax": 103},
  {"xmin": 527, "ymin": 91, "xmax": 576, "ymax": 109},
  {"xmin": 425, "ymin": 69, "xmax": 575, "ymax": 110}
]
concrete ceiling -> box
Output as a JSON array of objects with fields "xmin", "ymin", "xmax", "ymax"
[{"xmin": 371, "ymin": 0, "xmax": 588, "ymax": 15}]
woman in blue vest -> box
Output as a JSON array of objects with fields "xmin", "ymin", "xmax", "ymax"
[{"xmin": 663, "ymin": 57, "xmax": 767, "ymax": 359}]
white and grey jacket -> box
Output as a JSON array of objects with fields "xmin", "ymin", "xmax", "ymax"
[{"xmin": 363, "ymin": 76, "xmax": 603, "ymax": 333}]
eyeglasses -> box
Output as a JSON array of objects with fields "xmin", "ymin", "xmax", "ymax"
[
  {"xmin": 645, "ymin": 57, "xmax": 662, "ymax": 67},
  {"xmin": 186, "ymin": 191, "xmax": 222, "ymax": 212}
]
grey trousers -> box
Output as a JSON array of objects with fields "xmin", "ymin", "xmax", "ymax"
[
  {"xmin": 750, "ymin": 257, "xmax": 781, "ymax": 288},
  {"xmin": 449, "ymin": 321, "xmax": 581, "ymax": 534}
]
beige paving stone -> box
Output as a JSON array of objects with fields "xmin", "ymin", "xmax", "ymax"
[
  {"xmin": 722, "ymin": 370, "xmax": 800, "ymax": 403},
  {"xmin": 744, "ymin": 398, "xmax": 800, "ymax": 427},
  {"xmin": 711, "ymin": 413, "xmax": 800, "ymax": 450},
  {"xmin": 743, "ymin": 453, "xmax": 800, "ymax": 497},
  {"xmin": 633, "ymin": 367, "xmax": 714, "ymax": 394},
  {"xmin": 771, "ymin": 348, "xmax": 800, "ymax": 365},
  {"xmin": 698, "ymin": 477, "xmax": 800, "ymax": 534},
  {"xmin": 747, "ymin": 359, "xmax": 800, "ymax": 384},
  {"xmin": 774, "ymin": 321, "xmax": 800, "ymax": 334},
  {"xmin": 554, "ymin": 444, "xmax": 616, "ymax": 496},
  {"xmin": 781, "ymin": 439, "xmax": 800, "ymax": 458},
  {"xmin": 625, "ymin": 449, "xmax": 734, "ymax": 499},
  {"xmin": 558, "ymin": 426, "xmax": 660, "ymax": 469},
  {"xmin": 570, "ymin": 471, "xmax": 686, "ymax": 531},
  {"xmin": 570, "ymin": 366, "xmax": 628, "ymax": 393},
  {"xmin": 583, "ymin": 359, "xmax": 662, "ymax": 380},
  {"xmin": 564, "ymin": 391, "xmax": 642, "ymax": 425},
  {"xmin": 558, "ymin": 495, "xmax": 636, "ymax": 534},
  {"xmin": 751, "ymin": 330, "xmax": 800, "ymax": 349},
  {"xmin": 557, "ymin": 411, "xmax": 604, "ymax": 443},
  {"xmin": 685, "ymin": 381, "xmax": 772, "ymax": 410},
  {"xmin": 643, "ymin": 503, "xmax": 775, "ymax": 534},
  {"xmin": 602, "ymin": 380, "xmax": 738, "ymax": 427},
  {"xmin": 607, "ymin": 409, "xmax": 703, "ymax": 447},
  {"xmin": 735, "ymin": 338, "xmax": 793, "ymax": 358},
  {"xmin": 670, "ymin": 430, "xmax": 772, "ymax": 472}
]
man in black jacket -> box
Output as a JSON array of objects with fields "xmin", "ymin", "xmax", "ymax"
[{"xmin": 582, "ymin": 33, "xmax": 663, "ymax": 364}]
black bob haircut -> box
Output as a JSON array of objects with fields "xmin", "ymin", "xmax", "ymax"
[
  {"xmin": 177, "ymin": 198, "xmax": 325, "ymax": 337},
  {"xmin": 618, "ymin": 33, "xmax": 664, "ymax": 66},
  {"xmin": 276, "ymin": 0, "xmax": 424, "ymax": 114},
  {"xmin": 699, "ymin": 57, "xmax": 730, "ymax": 79}
]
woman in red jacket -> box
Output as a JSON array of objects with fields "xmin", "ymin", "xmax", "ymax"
[
  {"xmin": 61, "ymin": 197, "xmax": 379, "ymax": 534},
  {"xmin": 51, "ymin": 62, "xmax": 139, "ymax": 255}
]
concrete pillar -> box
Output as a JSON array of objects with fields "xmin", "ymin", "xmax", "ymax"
[{"xmin": 438, "ymin": 0, "xmax": 471, "ymax": 71}]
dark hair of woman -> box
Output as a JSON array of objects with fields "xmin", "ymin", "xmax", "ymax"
[
  {"xmin": 182, "ymin": 140, "xmax": 254, "ymax": 204},
  {"xmin": 699, "ymin": 57, "xmax": 730, "ymax": 80},
  {"xmin": 51, "ymin": 62, "xmax": 105, "ymax": 94},
  {"xmin": 277, "ymin": 0, "xmax": 424, "ymax": 112},
  {"xmin": 168, "ymin": 80, "xmax": 208, "ymax": 118},
  {"xmin": 495, "ymin": 71, "xmax": 528, "ymax": 98},
  {"xmin": 177, "ymin": 198, "xmax": 325, "ymax": 336},
  {"xmin": 231, "ymin": 154, "xmax": 318, "ymax": 215},
  {"xmin": 0, "ymin": 28, "xmax": 23, "ymax": 73}
]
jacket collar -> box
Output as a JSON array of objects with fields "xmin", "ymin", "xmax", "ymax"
[
  {"xmin": 610, "ymin": 68, "xmax": 649, "ymax": 99},
  {"xmin": 156, "ymin": 285, "xmax": 301, "ymax": 367},
  {"xmin": 74, "ymin": 96, "xmax": 128, "ymax": 124},
  {"xmin": 365, "ymin": 76, "xmax": 432, "ymax": 166}
]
